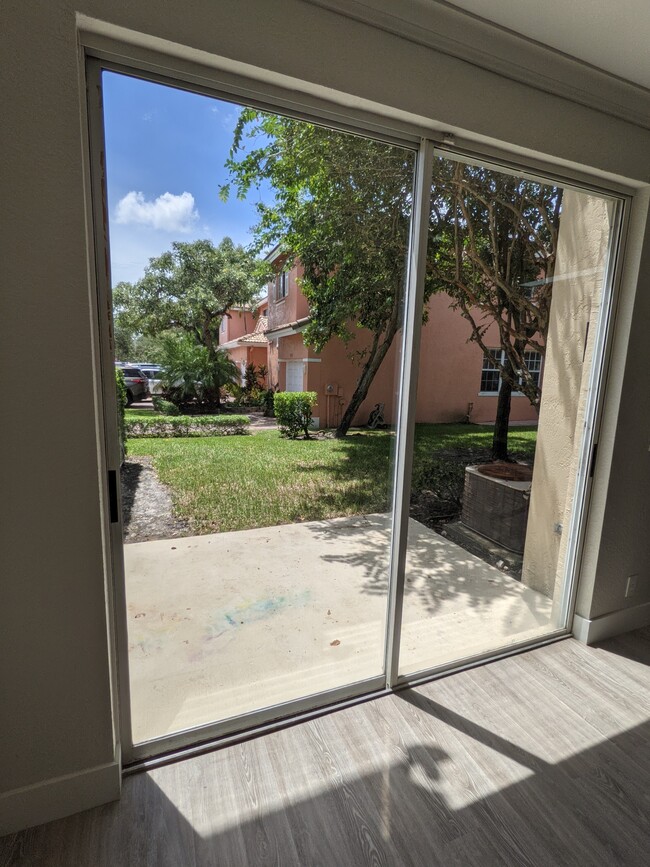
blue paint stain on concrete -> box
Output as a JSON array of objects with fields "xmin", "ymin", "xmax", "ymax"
[{"xmin": 208, "ymin": 590, "xmax": 311, "ymax": 638}]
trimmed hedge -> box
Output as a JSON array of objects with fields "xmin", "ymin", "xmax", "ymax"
[
  {"xmin": 152, "ymin": 395, "xmax": 181, "ymax": 416},
  {"xmin": 126, "ymin": 414, "xmax": 250, "ymax": 438},
  {"xmin": 115, "ymin": 368, "xmax": 127, "ymax": 459},
  {"xmin": 274, "ymin": 391, "xmax": 317, "ymax": 439}
]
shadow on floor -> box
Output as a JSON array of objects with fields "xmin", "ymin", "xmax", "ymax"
[
  {"xmin": 594, "ymin": 624, "xmax": 650, "ymax": 666},
  {"xmin": 4, "ymin": 710, "xmax": 648, "ymax": 865}
]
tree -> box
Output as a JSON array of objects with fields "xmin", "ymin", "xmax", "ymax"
[
  {"xmin": 113, "ymin": 322, "xmax": 170, "ymax": 364},
  {"xmin": 159, "ymin": 333, "xmax": 240, "ymax": 409},
  {"xmin": 222, "ymin": 111, "xmax": 422, "ymax": 437},
  {"xmin": 223, "ymin": 112, "xmax": 561, "ymax": 449},
  {"xmin": 114, "ymin": 237, "xmax": 264, "ymax": 409},
  {"xmin": 113, "ymin": 321, "xmax": 135, "ymax": 362},
  {"xmin": 114, "ymin": 237, "xmax": 263, "ymax": 358},
  {"xmin": 429, "ymin": 162, "xmax": 562, "ymax": 459}
]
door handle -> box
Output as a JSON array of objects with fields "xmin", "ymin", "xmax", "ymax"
[{"xmin": 108, "ymin": 469, "xmax": 119, "ymax": 523}]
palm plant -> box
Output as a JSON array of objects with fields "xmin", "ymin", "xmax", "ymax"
[{"xmin": 160, "ymin": 333, "xmax": 240, "ymax": 410}]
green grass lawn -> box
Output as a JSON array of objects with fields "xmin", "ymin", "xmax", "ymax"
[
  {"xmin": 125, "ymin": 407, "xmax": 160, "ymax": 420},
  {"xmin": 127, "ymin": 424, "xmax": 537, "ymax": 535}
]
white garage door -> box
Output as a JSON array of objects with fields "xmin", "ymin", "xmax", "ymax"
[{"xmin": 285, "ymin": 361, "xmax": 304, "ymax": 392}]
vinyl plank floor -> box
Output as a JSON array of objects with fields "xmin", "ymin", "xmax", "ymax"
[{"xmin": 1, "ymin": 628, "xmax": 649, "ymax": 867}]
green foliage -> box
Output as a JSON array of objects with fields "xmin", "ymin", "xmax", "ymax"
[
  {"xmin": 114, "ymin": 323, "xmax": 134, "ymax": 361},
  {"xmin": 411, "ymin": 455, "xmax": 468, "ymax": 516},
  {"xmin": 152, "ymin": 396, "xmax": 181, "ymax": 416},
  {"xmin": 114, "ymin": 323, "xmax": 171, "ymax": 364},
  {"xmin": 115, "ymin": 367, "xmax": 127, "ymax": 459},
  {"xmin": 126, "ymin": 414, "xmax": 250, "ymax": 438},
  {"xmin": 224, "ymin": 112, "xmax": 418, "ymax": 348},
  {"xmin": 159, "ymin": 333, "xmax": 240, "ymax": 408},
  {"xmin": 125, "ymin": 408, "xmax": 159, "ymax": 419},
  {"xmin": 274, "ymin": 391, "xmax": 317, "ymax": 439},
  {"xmin": 244, "ymin": 362, "xmax": 258, "ymax": 393},
  {"xmin": 223, "ymin": 112, "xmax": 418, "ymax": 435},
  {"xmin": 113, "ymin": 237, "xmax": 264, "ymax": 356},
  {"xmin": 241, "ymin": 363, "xmax": 268, "ymax": 398},
  {"xmin": 225, "ymin": 381, "xmax": 265, "ymax": 407},
  {"xmin": 241, "ymin": 386, "xmax": 264, "ymax": 407},
  {"xmin": 223, "ymin": 112, "xmax": 560, "ymax": 446},
  {"xmin": 262, "ymin": 388, "xmax": 275, "ymax": 417},
  {"xmin": 428, "ymin": 161, "xmax": 561, "ymax": 410},
  {"xmin": 127, "ymin": 424, "xmax": 537, "ymax": 535}
]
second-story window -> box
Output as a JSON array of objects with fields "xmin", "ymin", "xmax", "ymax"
[{"xmin": 275, "ymin": 271, "xmax": 288, "ymax": 301}]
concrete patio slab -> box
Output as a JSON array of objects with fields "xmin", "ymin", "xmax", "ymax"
[{"xmin": 124, "ymin": 515, "xmax": 553, "ymax": 744}]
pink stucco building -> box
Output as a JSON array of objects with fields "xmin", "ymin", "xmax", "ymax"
[
  {"xmin": 223, "ymin": 249, "xmax": 542, "ymax": 429},
  {"xmin": 219, "ymin": 304, "xmax": 269, "ymax": 386}
]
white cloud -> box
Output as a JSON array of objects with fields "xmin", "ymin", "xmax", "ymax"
[
  {"xmin": 115, "ymin": 191, "xmax": 199, "ymax": 232},
  {"xmin": 221, "ymin": 111, "xmax": 236, "ymax": 131}
]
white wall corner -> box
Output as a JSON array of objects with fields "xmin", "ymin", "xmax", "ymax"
[
  {"xmin": 572, "ymin": 601, "xmax": 650, "ymax": 645},
  {"xmin": 0, "ymin": 747, "xmax": 121, "ymax": 837}
]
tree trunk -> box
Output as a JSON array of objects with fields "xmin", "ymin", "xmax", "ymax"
[
  {"xmin": 492, "ymin": 374, "xmax": 513, "ymax": 461},
  {"xmin": 335, "ymin": 322, "xmax": 398, "ymax": 438}
]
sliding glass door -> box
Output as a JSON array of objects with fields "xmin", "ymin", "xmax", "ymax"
[
  {"xmin": 89, "ymin": 60, "xmax": 622, "ymax": 760},
  {"xmin": 395, "ymin": 152, "xmax": 619, "ymax": 679},
  {"xmin": 98, "ymin": 65, "xmax": 417, "ymax": 752}
]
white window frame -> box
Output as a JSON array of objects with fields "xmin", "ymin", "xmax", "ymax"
[
  {"xmin": 275, "ymin": 271, "xmax": 288, "ymax": 301},
  {"xmin": 479, "ymin": 348, "xmax": 543, "ymax": 397}
]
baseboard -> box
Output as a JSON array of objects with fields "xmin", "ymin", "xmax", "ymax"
[
  {"xmin": 572, "ymin": 601, "xmax": 650, "ymax": 645},
  {"xmin": 0, "ymin": 748, "xmax": 121, "ymax": 837}
]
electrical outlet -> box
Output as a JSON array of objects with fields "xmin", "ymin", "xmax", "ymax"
[{"xmin": 625, "ymin": 574, "xmax": 639, "ymax": 598}]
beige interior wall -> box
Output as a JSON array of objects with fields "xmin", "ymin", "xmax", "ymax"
[
  {"xmin": 522, "ymin": 192, "xmax": 611, "ymax": 605},
  {"xmin": 578, "ymin": 189, "xmax": 650, "ymax": 621},
  {"xmin": 1, "ymin": 0, "xmax": 649, "ymax": 833}
]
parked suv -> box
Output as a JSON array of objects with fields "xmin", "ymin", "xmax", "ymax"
[
  {"xmin": 138, "ymin": 365, "xmax": 164, "ymax": 396},
  {"xmin": 116, "ymin": 365, "xmax": 150, "ymax": 405}
]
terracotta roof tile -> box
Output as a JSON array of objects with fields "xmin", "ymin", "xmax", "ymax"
[{"xmin": 233, "ymin": 316, "xmax": 269, "ymax": 346}]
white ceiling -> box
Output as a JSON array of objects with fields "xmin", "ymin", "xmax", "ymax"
[{"xmin": 444, "ymin": 0, "xmax": 650, "ymax": 90}]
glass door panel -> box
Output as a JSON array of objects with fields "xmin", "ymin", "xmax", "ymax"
[
  {"xmin": 101, "ymin": 69, "xmax": 415, "ymax": 746},
  {"xmin": 398, "ymin": 154, "xmax": 617, "ymax": 676}
]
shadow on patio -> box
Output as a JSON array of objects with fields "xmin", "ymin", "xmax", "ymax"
[{"xmin": 123, "ymin": 513, "xmax": 553, "ymax": 744}]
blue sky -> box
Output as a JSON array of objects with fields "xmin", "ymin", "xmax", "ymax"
[{"xmin": 103, "ymin": 71, "xmax": 271, "ymax": 285}]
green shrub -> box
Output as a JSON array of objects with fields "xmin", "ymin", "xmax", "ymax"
[
  {"xmin": 125, "ymin": 414, "xmax": 250, "ymax": 438},
  {"xmin": 152, "ymin": 396, "xmax": 181, "ymax": 416},
  {"xmin": 257, "ymin": 364, "xmax": 269, "ymax": 386},
  {"xmin": 115, "ymin": 368, "xmax": 127, "ymax": 459},
  {"xmin": 411, "ymin": 455, "xmax": 467, "ymax": 512},
  {"xmin": 231, "ymin": 384, "xmax": 265, "ymax": 408},
  {"xmin": 244, "ymin": 362, "xmax": 258, "ymax": 393},
  {"xmin": 159, "ymin": 333, "xmax": 240, "ymax": 408},
  {"xmin": 274, "ymin": 391, "xmax": 317, "ymax": 439},
  {"xmin": 263, "ymin": 388, "xmax": 275, "ymax": 417},
  {"xmin": 224, "ymin": 382, "xmax": 243, "ymax": 400}
]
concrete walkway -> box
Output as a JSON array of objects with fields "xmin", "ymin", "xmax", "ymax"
[{"xmin": 124, "ymin": 515, "xmax": 553, "ymax": 744}]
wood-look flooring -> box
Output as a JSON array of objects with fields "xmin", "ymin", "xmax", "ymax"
[{"xmin": 2, "ymin": 627, "xmax": 649, "ymax": 866}]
